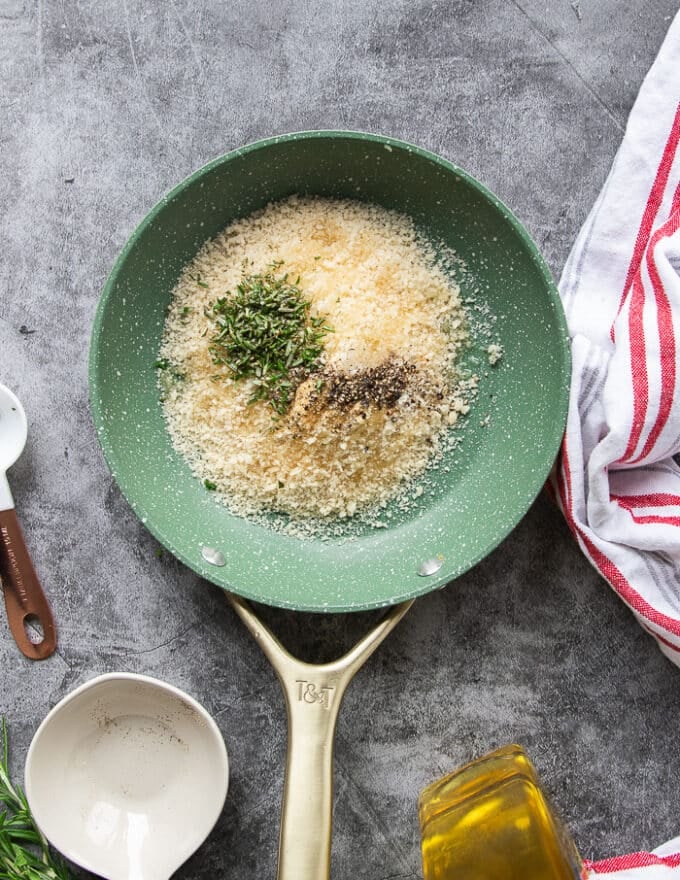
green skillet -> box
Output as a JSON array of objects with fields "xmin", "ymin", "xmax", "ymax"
[
  {"xmin": 89, "ymin": 131, "xmax": 571, "ymax": 880},
  {"xmin": 88, "ymin": 130, "xmax": 570, "ymax": 613}
]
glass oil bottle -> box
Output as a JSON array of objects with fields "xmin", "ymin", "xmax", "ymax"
[{"xmin": 418, "ymin": 744, "xmax": 584, "ymax": 880}]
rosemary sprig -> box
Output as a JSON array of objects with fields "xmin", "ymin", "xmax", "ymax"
[
  {"xmin": 0, "ymin": 720, "xmax": 72, "ymax": 880},
  {"xmin": 207, "ymin": 264, "xmax": 331, "ymax": 416}
]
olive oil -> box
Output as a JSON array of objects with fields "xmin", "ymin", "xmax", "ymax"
[{"xmin": 418, "ymin": 745, "xmax": 583, "ymax": 880}]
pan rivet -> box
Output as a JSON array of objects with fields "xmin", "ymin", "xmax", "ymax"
[
  {"xmin": 201, "ymin": 546, "xmax": 226, "ymax": 567},
  {"xmin": 417, "ymin": 557, "xmax": 443, "ymax": 577}
]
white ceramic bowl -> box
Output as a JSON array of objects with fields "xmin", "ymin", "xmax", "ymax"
[{"xmin": 25, "ymin": 673, "xmax": 229, "ymax": 880}]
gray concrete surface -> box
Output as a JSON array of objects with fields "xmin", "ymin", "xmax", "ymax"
[{"xmin": 2, "ymin": 1, "xmax": 680, "ymax": 877}]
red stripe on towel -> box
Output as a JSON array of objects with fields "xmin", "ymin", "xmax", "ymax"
[
  {"xmin": 620, "ymin": 273, "xmax": 650, "ymax": 462},
  {"xmin": 641, "ymin": 623, "xmax": 680, "ymax": 654},
  {"xmin": 630, "ymin": 200, "xmax": 680, "ymax": 463},
  {"xmin": 557, "ymin": 446, "xmax": 680, "ymax": 636},
  {"xmin": 613, "ymin": 493, "xmax": 680, "ymax": 526},
  {"xmin": 612, "ymin": 101, "xmax": 680, "ymax": 337},
  {"xmin": 586, "ymin": 849, "xmax": 680, "ymax": 873},
  {"xmin": 621, "ymin": 509, "xmax": 680, "ymax": 526},
  {"xmin": 613, "ymin": 496, "xmax": 680, "ymax": 526},
  {"xmin": 611, "ymin": 492, "xmax": 680, "ymax": 508}
]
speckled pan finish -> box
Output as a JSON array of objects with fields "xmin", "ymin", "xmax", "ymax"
[{"xmin": 88, "ymin": 130, "xmax": 570, "ymax": 612}]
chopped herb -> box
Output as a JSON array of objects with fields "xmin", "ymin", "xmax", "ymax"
[
  {"xmin": 181, "ymin": 306, "xmax": 193, "ymax": 320},
  {"xmin": 193, "ymin": 273, "xmax": 209, "ymax": 289},
  {"xmin": 0, "ymin": 718, "xmax": 73, "ymax": 880},
  {"xmin": 278, "ymin": 480, "xmax": 284, "ymax": 488},
  {"xmin": 156, "ymin": 547, "xmax": 163, "ymax": 559},
  {"xmin": 204, "ymin": 479, "xmax": 218, "ymax": 490},
  {"xmin": 206, "ymin": 265, "xmax": 332, "ymax": 416},
  {"xmin": 156, "ymin": 357, "xmax": 185, "ymax": 401}
]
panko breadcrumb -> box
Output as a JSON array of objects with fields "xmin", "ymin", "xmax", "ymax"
[{"xmin": 159, "ymin": 196, "xmax": 476, "ymax": 525}]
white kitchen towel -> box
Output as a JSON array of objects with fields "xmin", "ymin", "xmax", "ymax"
[
  {"xmin": 550, "ymin": 10, "xmax": 680, "ymax": 878},
  {"xmin": 552, "ymin": 11, "xmax": 680, "ymax": 663}
]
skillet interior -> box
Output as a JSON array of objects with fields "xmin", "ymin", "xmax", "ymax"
[{"xmin": 89, "ymin": 131, "xmax": 570, "ymax": 611}]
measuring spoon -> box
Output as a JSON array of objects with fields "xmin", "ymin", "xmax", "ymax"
[{"xmin": 0, "ymin": 383, "xmax": 57, "ymax": 659}]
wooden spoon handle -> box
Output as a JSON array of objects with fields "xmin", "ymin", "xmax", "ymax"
[{"xmin": 0, "ymin": 508, "xmax": 57, "ymax": 660}]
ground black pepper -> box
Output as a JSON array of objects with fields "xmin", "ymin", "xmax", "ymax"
[{"xmin": 308, "ymin": 358, "xmax": 424, "ymax": 413}]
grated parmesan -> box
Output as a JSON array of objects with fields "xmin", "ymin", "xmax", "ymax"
[
  {"xmin": 159, "ymin": 196, "xmax": 477, "ymax": 528},
  {"xmin": 487, "ymin": 343, "xmax": 504, "ymax": 365}
]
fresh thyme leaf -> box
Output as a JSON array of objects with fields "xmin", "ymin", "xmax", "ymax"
[
  {"xmin": 207, "ymin": 265, "xmax": 331, "ymax": 416},
  {"xmin": 0, "ymin": 720, "xmax": 73, "ymax": 880},
  {"xmin": 156, "ymin": 357, "xmax": 185, "ymax": 402},
  {"xmin": 204, "ymin": 479, "xmax": 217, "ymax": 491}
]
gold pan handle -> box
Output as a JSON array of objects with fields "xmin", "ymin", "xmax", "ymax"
[{"xmin": 227, "ymin": 593, "xmax": 413, "ymax": 880}]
